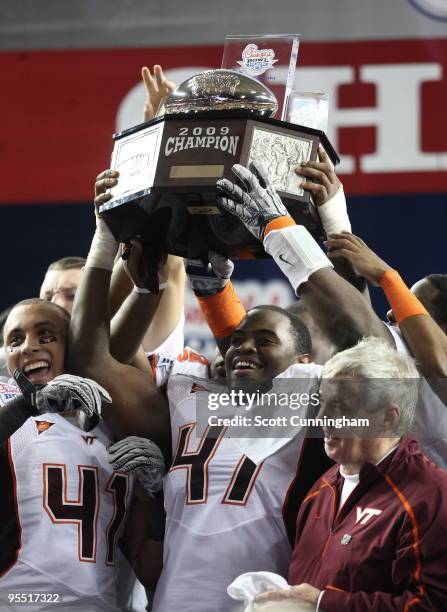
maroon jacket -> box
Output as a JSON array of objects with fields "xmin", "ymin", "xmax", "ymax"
[{"xmin": 289, "ymin": 438, "xmax": 447, "ymax": 611}]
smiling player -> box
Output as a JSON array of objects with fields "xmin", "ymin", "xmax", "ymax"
[{"xmin": 0, "ymin": 297, "xmax": 165, "ymax": 611}]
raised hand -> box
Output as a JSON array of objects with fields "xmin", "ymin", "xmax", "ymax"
[
  {"xmin": 121, "ymin": 238, "xmax": 168, "ymax": 294},
  {"xmin": 185, "ymin": 251, "xmax": 234, "ymax": 296},
  {"xmin": 93, "ymin": 168, "xmax": 119, "ymax": 210},
  {"xmin": 217, "ymin": 161, "xmax": 288, "ymax": 241},
  {"xmin": 324, "ymin": 232, "xmax": 391, "ymax": 286},
  {"xmin": 295, "ymin": 145, "xmax": 341, "ymax": 207},
  {"xmin": 142, "ymin": 65, "xmax": 176, "ymax": 121}
]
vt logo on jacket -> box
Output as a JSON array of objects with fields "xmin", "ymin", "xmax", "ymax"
[{"xmin": 356, "ymin": 506, "xmax": 382, "ymax": 525}]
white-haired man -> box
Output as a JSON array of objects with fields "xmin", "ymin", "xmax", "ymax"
[{"xmin": 255, "ymin": 337, "xmax": 447, "ymax": 611}]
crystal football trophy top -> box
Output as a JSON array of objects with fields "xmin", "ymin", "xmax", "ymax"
[{"xmin": 221, "ymin": 34, "xmax": 299, "ymax": 121}]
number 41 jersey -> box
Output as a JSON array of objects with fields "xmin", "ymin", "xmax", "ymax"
[
  {"xmin": 151, "ymin": 350, "xmax": 321, "ymax": 612},
  {"xmin": 0, "ymin": 410, "xmax": 132, "ymax": 611}
]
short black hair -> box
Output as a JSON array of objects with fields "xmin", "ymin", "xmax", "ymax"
[
  {"xmin": 8, "ymin": 298, "xmax": 71, "ymax": 326},
  {"xmin": 250, "ymin": 305, "xmax": 312, "ymax": 355},
  {"xmin": 426, "ymin": 274, "xmax": 447, "ymax": 326}
]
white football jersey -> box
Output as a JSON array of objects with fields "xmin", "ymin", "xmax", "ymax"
[
  {"xmin": 0, "ymin": 410, "xmax": 133, "ymax": 611},
  {"xmin": 387, "ymin": 324, "xmax": 447, "ymax": 468},
  {"xmin": 145, "ymin": 313, "xmax": 185, "ymax": 359},
  {"xmin": 151, "ymin": 352, "xmax": 320, "ymax": 612}
]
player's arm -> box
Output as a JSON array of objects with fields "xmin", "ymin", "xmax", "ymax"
[
  {"xmin": 325, "ymin": 232, "xmax": 447, "ymax": 399},
  {"xmin": 67, "ymin": 172, "xmax": 170, "ymax": 450},
  {"xmin": 111, "ymin": 282, "xmax": 160, "ymax": 369},
  {"xmin": 110, "ymin": 250, "xmax": 185, "ymax": 362},
  {"xmin": 109, "ymin": 239, "xmax": 164, "ymax": 366},
  {"xmin": 142, "ymin": 254, "xmax": 185, "ymax": 354},
  {"xmin": 99, "ymin": 171, "xmax": 185, "ymax": 366},
  {"xmin": 110, "ymin": 436, "xmax": 165, "ymax": 590},
  {"xmin": 185, "ymin": 253, "xmax": 245, "ymax": 357},
  {"xmin": 119, "ymin": 484, "xmax": 164, "ymax": 591},
  {"xmin": 191, "ymin": 152, "xmax": 366, "ymax": 358},
  {"xmin": 216, "ymin": 163, "xmax": 392, "ymax": 353},
  {"xmin": 297, "ymin": 147, "xmax": 370, "ymax": 301},
  {"xmin": 110, "ymin": 246, "xmax": 185, "ymax": 371}
]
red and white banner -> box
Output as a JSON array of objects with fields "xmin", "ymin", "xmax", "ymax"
[{"xmin": 1, "ymin": 38, "xmax": 447, "ymax": 205}]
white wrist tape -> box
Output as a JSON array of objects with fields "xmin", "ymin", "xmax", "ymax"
[
  {"xmin": 264, "ymin": 225, "xmax": 333, "ymax": 293},
  {"xmin": 85, "ymin": 218, "xmax": 118, "ymax": 271},
  {"xmin": 133, "ymin": 283, "xmax": 167, "ymax": 295},
  {"xmin": 318, "ymin": 185, "xmax": 351, "ymax": 235}
]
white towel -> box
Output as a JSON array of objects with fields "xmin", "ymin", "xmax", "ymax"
[{"xmin": 227, "ymin": 572, "xmax": 290, "ymax": 612}]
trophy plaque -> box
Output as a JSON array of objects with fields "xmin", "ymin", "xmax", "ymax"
[{"xmin": 100, "ymin": 69, "xmax": 339, "ymax": 259}]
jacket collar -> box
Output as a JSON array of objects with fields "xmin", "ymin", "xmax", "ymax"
[{"xmin": 327, "ymin": 437, "xmax": 419, "ymax": 488}]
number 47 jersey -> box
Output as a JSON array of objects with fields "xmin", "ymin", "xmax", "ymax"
[
  {"xmin": 0, "ymin": 408, "xmax": 132, "ymax": 611},
  {"xmin": 151, "ymin": 350, "xmax": 321, "ymax": 612}
]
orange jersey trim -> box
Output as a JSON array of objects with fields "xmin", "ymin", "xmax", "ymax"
[
  {"xmin": 404, "ymin": 597, "xmax": 422, "ymax": 611},
  {"xmin": 384, "ymin": 474, "xmax": 426, "ymax": 597},
  {"xmin": 326, "ymin": 584, "xmax": 346, "ymax": 593}
]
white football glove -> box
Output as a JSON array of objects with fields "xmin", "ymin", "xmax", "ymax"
[
  {"xmin": 13, "ymin": 370, "xmax": 111, "ymax": 419},
  {"xmin": 217, "ymin": 161, "xmax": 288, "ymax": 241}
]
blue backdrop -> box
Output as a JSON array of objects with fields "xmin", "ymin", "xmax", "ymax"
[{"xmin": 2, "ymin": 191, "xmax": 445, "ymax": 319}]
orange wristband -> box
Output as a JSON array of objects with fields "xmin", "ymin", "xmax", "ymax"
[
  {"xmin": 196, "ymin": 281, "xmax": 246, "ymax": 339},
  {"xmin": 380, "ymin": 269, "xmax": 428, "ymax": 323},
  {"xmin": 264, "ymin": 215, "xmax": 296, "ymax": 238}
]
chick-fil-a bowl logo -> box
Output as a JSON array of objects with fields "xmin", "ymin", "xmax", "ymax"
[{"xmin": 237, "ymin": 44, "xmax": 278, "ymax": 76}]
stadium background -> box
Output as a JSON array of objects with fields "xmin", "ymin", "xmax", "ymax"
[{"xmin": 1, "ymin": 0, "xmax": 446, "ymax": 354}]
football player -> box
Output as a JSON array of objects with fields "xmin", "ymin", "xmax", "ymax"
[{"xmin": 0, "ymin": 298, "xmax": 165, "ymax": 611}]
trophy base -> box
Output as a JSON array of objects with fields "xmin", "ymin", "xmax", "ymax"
[{"xmin": 100, "ymin": 112, "xmax": 339, "ymax": 259}]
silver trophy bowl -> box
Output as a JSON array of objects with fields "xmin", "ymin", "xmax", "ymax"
[{"xmin": 163, "ymin": 69, "xmax": 278, "ymax": 117}]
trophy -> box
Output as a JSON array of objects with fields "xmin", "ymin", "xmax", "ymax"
[{"xmin": 100, "ymin": 44, "xmax": 339, "ymax": 259}]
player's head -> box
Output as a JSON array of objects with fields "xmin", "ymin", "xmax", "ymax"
[
  {"xmin": 318, "ymin": 337, "xmax": 419, "ymax": 469},
  {"xmin": 286, "ymin": 301, "xmax": 333, "ymax": 365},
  {"xmin": 3, "ymin": 298, "xmax": 70, "ymax": 385},
  {"xmin": 387, "ymin": 274, "xmax": 447, "ymax": 332},
  {"xmin": 39, "ymin": 256, "xmax": 86, "ymax": 314},
  {"xmin": 225, "ymin": 305, "xmax": 311, "ymax": 389}
]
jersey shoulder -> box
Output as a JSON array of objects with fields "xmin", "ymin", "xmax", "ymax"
[
  {"xmin": 276, "ymin": 362, "xmax": 323, "ymax": 379},
  {"xmin": 150, "ymin": 347, "xmax": 210, "ymax": 386}
]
